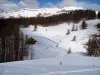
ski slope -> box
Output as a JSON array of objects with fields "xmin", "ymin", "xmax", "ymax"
[
  {"xmin": 0, "ymin": 54, "xmax": 100, "ymax": 75},
  {"xmin": 0, "ymin": 19, "xmax": 100, "ymax": 75},
  {"xmin": 21, "ymin": 19, "xmax": 100, "ymax": 59},
  {"xmin": 0, "ymin": 12, "xmax": 100, "ymax": 75}
]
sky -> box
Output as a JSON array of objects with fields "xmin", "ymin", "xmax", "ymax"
[{"xmin": 0, "ymin": 0, "xmax": 100, "ymax": 11}]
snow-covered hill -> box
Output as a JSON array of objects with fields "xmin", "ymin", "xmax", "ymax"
[
  {"xmin": 0, "ymin": 19, "xmax": 100, "ymax": 75},
  {"xmin": 0, "ymin": 6, "xmax": 100, "ymax": 75},
  {"xmin": 0, "ymin": 6, "xmax": 83, "ymax": 18},
  {"xmin": 21, "ymin": 19, "xmax": 100, "ymax": 59}
]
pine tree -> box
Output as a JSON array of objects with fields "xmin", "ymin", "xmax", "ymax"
[
  {"xmin": 25, "ymin": 35, "xmax": 28, "ymax": 40},
  {"xmin": 72, "ymin": 36, "xmax": 76, "ymax": 41},
  {"xmin": 68, "ymin": 48, "xmax": 72, "ymax": 54},
  {"xmin": 96, "ymin": 23, "xmax": 100, "ymax": 31},
  {"xmin": 81, "ymin": 20, "xmax": 87, "ymax": 29},
  {"xmin": 98, "ymin": 12, "xmax": 100, "ymax": 19},
  {"xmin": 86, "ymin": 36, "xmax": 100, "ymax": 57},
  {"xmin": 66, "ymin": 29, "xmax": 70, "ymax": 35},
  {"xmin": 72, "ymin": 24, "xmax": 75, "ymax": 31},
  {"xmin": 75, "ymin": 25, "xmax": 78, "ymax": 31},
  {"xmin": 34, "ymin": 25, "xmax": 37, "ymax": 31}
]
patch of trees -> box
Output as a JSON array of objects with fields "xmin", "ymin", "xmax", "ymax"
[
  {"xmin": 0, "ymin": 24, "xmax": 30, "ymax": 63},
  {"xmin": 96, "ymin": 23, "xmax": 100, "ymax": 31},
  {"xmin": 25, "ymin": 37, "xmax": 37, "ymax": 45},
  {"xmin": 96, "ymin": 23, "xmax": 100, "ymax": 29},
  {"xmin": 86, "ymin": 35, "xmax": 100, "ymax": 57},
  {"xmin": 25, "ymin": 37, "xmax": 37, "ymax": 59}
]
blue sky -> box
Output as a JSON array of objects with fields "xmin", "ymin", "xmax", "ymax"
[
  {"xmin": 38, "ymin": 0, "xmax": 62, "ymax": 7},
  {"xmin": 0, "ymin": 0, "xmax": 100, "ymax": 11},
  {"xmin": 8, "ymin": 0, "xmax": 100, "ymax": 7},
  {"xmin": 77, "ymin": 0, "xmax": 100, "ymax": 4}
]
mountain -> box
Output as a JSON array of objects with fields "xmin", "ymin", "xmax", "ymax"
[{"xmin": 0, "ymin": 6, "xmax": 83, "ymax": 18}]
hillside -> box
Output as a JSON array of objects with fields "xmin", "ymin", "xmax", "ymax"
[
  {"xmin": 0, "ymin": 6, "xmax": 100, "ymax": 75},
  {"xmin": 21, "ymin": 19, "xmax": 100, "ymax": 59},
  {"xmin": 0, "ymin": 54, "xmax": 100, "ymax": 75}
]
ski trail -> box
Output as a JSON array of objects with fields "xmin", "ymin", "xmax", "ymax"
[
  {"xmin": 31, "ymin": 35, "xmax": 67, "ymax": 51},
  {"xmin": 42, "ymin": 68, "xmax": 100, "ymax": 75}
]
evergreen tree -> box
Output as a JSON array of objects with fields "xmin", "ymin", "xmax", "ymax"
[
  {"xmin": 34, "ymin": 25, "xmax": 37, "ymax": 31},
  {"xmin": 72, "ymin": 24, "xmax": 75, "ymax": 31},
  {"xmin": 72, "ymin": 36, "xmax": 76, "ymax": 41},
  {"xmin": 25, "ymin": 35, "xmax": 28, "ymax": 40},
  {"xmin": 98, "ymin": 12, "xmax": 100, "ymax": 19},
  {"xmin": 81, "ymin": 20, "xmax": 87, "ymax": 29},
  {"xmin": 66, "ymin": 29, "xmax": 70, "ymax": 35},
  {"xmin": 68, "ymin": 48, "xmax": 72, "ymax": 54},
  {"xmin": 75, "ymin": 25, "xmax": 78, "ymax": 31},
  {"xmin": 86, "ymin": 36, "xmax": 100, "ymax": 57},
  {"xmin": 96, "ymin": 23, "xmax": 100, "ymax": 29}
]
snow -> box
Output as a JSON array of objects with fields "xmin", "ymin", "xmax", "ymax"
[
  {"xmin": 20, "ymin": 19, "xmax": 100, "ymax": 59},
  {"xmin": 25, "ymin": 19, "xmax": 99, "ymax": 55},
  {"xmin": 0, "ymin": 54, "xmax": 100, "ymax": 75},
  {"xmin": 0, "ymin": 19, "xmax": 100, "ymax": 75},
  {"xmin": 0, "ymin": 7, "xmax": 100, "ymax": 75},
  {"xmin": 0, "ymin": 6, "xmax": 83, "ymax": 18}
]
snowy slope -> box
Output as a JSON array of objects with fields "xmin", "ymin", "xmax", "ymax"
[
  {"xmin": 21, "ymin": 27, "xmax": 66, "ymax": 59},
  {"xmin": 0, "ymin": 17, "xmax": 100, "ymax": 75},
  {"xmin": 22, "ymin": 19, "xmax": 100, "ymax": 59},
  {"xmin": 0, "ymin": 6, "xmax": 83, "ymax": 18},
  {"xmin": 0, "ymin": 54, "xmax": 100, "ymax": 75},
  {"xmin": 0, "ymin": 6, "xmax": 100, "ymax": 75}
]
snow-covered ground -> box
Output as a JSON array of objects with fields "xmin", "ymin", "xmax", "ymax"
[
  {"xmin": 0, "ymin": 54, "xmax": 100, "ymax": 75},
  {"xmin": 22, "ymin": 19, "xmax": 100, "ymax": 58},
  {"xmin": 0, "ymin": 17, "xmax": 100, "ymax": 75}
]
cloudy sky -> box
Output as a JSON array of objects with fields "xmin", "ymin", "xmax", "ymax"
[{"xmin": 0, "ymin": 0, "xmax": 100, "ymax": 11}]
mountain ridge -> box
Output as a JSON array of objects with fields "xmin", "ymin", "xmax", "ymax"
[{"xmin": 0, "ymin": 6, "xmax": 84, "ymax": 18}]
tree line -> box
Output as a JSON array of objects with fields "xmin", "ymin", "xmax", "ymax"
[{"xmin": 0, "ymin": 9, "xmax": 97, "ymax": 27}]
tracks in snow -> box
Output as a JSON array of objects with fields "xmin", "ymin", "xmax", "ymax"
[
  {"xmin": 42, "ymin": 68, "xmax": 100, "ymax": 75},
  {"xmin": 30, "ymin": 35, "xmax": 67, "ymax": 51}
]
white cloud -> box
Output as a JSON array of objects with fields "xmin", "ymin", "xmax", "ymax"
[
  {"xmin": 58, "ymin": 0, "xmax": 78, "ymax": 7},
  {"xmin": 20, "ymin": 0, "xmax": 39, "ymax": 8},
  {"xmin": 57, "ymin": 0, "xmax": 100, "ymax": 11},
  {"xmin": 80, "ymin": 2, "xmax": 100, "ymax": 11},
  {"xmin": 44, "ymin": 2, "xmax": 57, "ymax": 8},
  {"xmin": 0, "ymin": 0, "xmax": 39, "ymax": 11},
  {"xmin": 0, "ymin": 0, "xmax": 18, "ymax": 11}
]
